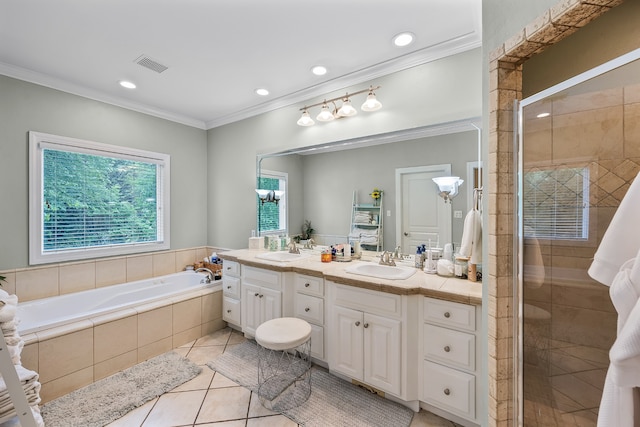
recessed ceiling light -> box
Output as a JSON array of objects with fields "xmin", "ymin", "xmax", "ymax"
[
  {"xmin": 255, "ymin": 88, "xmax": 269, "ymax": 96},
  {"xmin": 311, "ymin": 65, "xmax": 327, "ymax": 76},
  {"xmin": 393, "ymin": 32, "xmax": 415, "ymax": 47},
  {"xmin": 119, "ymin": 80, "xmax": 136, "ymax": 89},
  {"xmin": 536, "ymin": 112, "xmax": 550, "ymax": 118}
]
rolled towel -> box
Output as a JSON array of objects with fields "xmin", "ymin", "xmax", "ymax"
[
  {"xmin": 0, "ymin": 304, "xmax": 16, "ymax": 323},
  {"xmin": 0, "ymin": 294, "xmax": 18, "ymax": 307}
]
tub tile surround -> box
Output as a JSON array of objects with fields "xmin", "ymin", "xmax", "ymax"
[
  {"xmin": 0, "ymin": 246, "xmax": 219, "ymax": 303},
  {"xmin": 488, "ymin": 0, "xmax": 626, "ymax": 425},
  {"xmin": 4, "ymin": 246, "xmax": 228, "ymax": 403}
]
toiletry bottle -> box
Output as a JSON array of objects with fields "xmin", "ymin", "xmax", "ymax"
[{"xmin": 415, "ymin": 246, "xmax": 424, "ymax": 269}]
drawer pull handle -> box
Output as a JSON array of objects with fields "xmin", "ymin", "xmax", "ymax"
[
  {"xmin": 305, "ymin": 283, "xmax": 310, "ymax": 287},
  {"xmin": 443, "ymin": 388, "xmax": 450, "ymax": 396},
  {"xmin": 444, "ymin": 312, "xmax": 451, "ymax": 318},
  {"xmin": 305, "ymin": 307, "xmax": 310, "ymax": 312},
  {"xmin": 254, "ymin": 293, "xmax": 259, "ymax": 297},
  {"xmin": 364, "ymin": 323, "xmax": 369, "ymax": 328},
  {"xmin": 444, "ymin": 346, "xmax": 451, "ymax": 353},
  {"xmin": 355, "ymin": 321, "xmax": 361, "ymax": 326}
]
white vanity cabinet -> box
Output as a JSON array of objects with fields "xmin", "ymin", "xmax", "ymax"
[
  {"xmin": 222, "ymin": 260, "xmax": 241, "ymax": 327},
  {"xmin": 293, "ymin": 273, "xmax": 326, "ymax": 361},
  {"xmin": 241, "ymin": 266, "xmax": 287, "ymax": 337},
  {"xmin": 328, "ymin": 281, "xmax": 404, "ymax": 397},
  {"xmin": 421, "ymin": 297, "xmax": 481, "ymax": 426}
]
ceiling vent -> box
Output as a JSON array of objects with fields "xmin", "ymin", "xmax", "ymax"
[{"xmin": 134, "ymin": 55, "xmax": 168, "ymax": 74}]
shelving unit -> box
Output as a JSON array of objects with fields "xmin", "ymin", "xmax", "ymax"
[{"xmin": 349, "ymin": 190, "xmax": 383, "ymax": 252}]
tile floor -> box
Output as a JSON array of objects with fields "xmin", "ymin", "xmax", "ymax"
[{"xmin": 100, "ymin": 327, "xmax": 462, "ymax": 427}]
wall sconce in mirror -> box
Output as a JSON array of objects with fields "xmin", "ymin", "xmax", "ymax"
[
  {"xmin": 433, "ymin": 176, "xmax": 464, "ymax": 203},
  {"xmin": 297, "ymin": 85, "xmax": 381, "ymax": 126},
  {"xmin": 255, "ymin": 189, "xmax": 284, "ymax": 205}
]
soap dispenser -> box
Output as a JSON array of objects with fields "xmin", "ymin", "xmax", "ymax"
[{"xmin": 415, "ymin": 246, "xmax": 424, "ymax": 269}]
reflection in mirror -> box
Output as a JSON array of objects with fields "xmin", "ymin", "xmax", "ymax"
[{"xmin": 257, "ymin": 119, "xmax": 481, "ymax": 253}]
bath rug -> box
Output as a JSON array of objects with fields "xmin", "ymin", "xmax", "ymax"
[
  {"xmin": 207, "ymin": 340, "xmax": 414, "ymax": 427},
  {"xmin": 40, "ymin": 351, "xmax": 201, "ymax": 427}
]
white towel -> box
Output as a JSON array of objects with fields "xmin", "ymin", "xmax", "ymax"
[
  {"xmin": 589, "ymin": 172, "xmax": 640, "ymax": 287},
  {"xmin": 598, "ymin": 252, "xmax": 640, "ymax": 426},
  {"xmin": 459, "ymin": 209, "xmax": 482, "ymax": 265}
]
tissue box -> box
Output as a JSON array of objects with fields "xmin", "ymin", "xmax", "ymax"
[{"xmin": 249, "ymin": 236, "xmax": 264, "ymax": 249}]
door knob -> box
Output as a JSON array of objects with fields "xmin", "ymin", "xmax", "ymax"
[
  {"xmin": 226, "ymin": 309, "xmax": 231, "ymax": 313},
  {"xmin": 259, "ymin": 294, "xmax": 264, "ymax": 298},
  {"xmin": 444, "ymin": 311, "xmax": 451, "ymax": 318}
]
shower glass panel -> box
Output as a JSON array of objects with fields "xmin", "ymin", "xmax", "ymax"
[{"xmin": 517, "ymin": 50, "xmax": 640, "ymax": 426}]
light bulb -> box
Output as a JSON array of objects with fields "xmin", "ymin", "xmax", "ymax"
[
  {"xmin": 297, "ymin": 110, "xmax": 315, "ymax": 126},
  {"xmin": 316, "ymin": 104, "xmax": 335, "ymax": 122},
  {"xmin": 337, "ymin": 99, "xmax": 357, "ymax": 117},
  {"xmin": 361, "ymin": 93, "xmax": 382, "ymax": 112}
]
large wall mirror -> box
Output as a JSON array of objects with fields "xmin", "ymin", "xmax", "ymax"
[{"xmin": 257, "ymin": 118, "xmax": 482, "ymax": 254}]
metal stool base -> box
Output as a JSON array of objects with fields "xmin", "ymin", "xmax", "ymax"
[{"xmin": 257, "ymin": 339, "xmax": 311, "ymax": 411}]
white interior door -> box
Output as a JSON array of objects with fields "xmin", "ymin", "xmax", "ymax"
[{"xmin": 396, "ymin": 165, "xmax": 451, "ymax": 255}]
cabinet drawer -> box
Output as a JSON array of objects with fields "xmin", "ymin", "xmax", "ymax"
[
  {"xmin": 223, "ymin": 296, "xmax": 241, "ymax": 326},
  {"xmin": 309, "ymin": 323, "xmax": 324, "ymax": 360},
  {"xmin": 422, "ymin": 360, "xmax": 475, "ymax": 419},
  {"xmin": 243, "ymin": 266, "xmax": 281, "ymax": 290},
  {"xmin": 424, "ymin": 297, "xmax": 475, "ymax": 332},
  {"xmin": 223, "ymin": 260, "xmax": 240, "ymax": 277},
  {"xmin": 424, "ymin": 324, "xmax": 475, "ymax": 371},
  {"xmin": 295, "ymin": 293, "xmax": 324, "ymax": 325},
  {"xmin": 334, "ymin": 284, "xmax": 401, "ymax": 317},
  {"xmin": 295, "ymin": 274, "xmax": 324, "ymax": 297},
  {"xmin": 222, "ymin": 276, "xmax": 240, "ymax": 299}
]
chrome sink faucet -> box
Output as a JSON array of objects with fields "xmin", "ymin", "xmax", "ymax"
[
  {"xmin": 393, "ymin": 245, "xmax": 402, "ymax": 259},
  {"xmin": 379, "ymin": 251, "xmax": 396, "ymax": 266},
  {"xmin": 304, "ymin": 238, "xmax": 315, "ymax": 250},
  {"xmin": 195, "ymin": 267, "xmax": 214, "ymax": 283},
  {"xmin": 288, "ymin": 239, "xmax": 300, "ymax": 254}
]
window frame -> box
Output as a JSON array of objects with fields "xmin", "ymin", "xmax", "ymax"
[
  {"xmin": 257, "ymin": 169, "xmax": 288, "ymax": 236},
  {"xmin": 29, "ymin": 131, "xmax": 170, "ymax": 265}
]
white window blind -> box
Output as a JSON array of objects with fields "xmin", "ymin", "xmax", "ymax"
[
  {"xmin": 29, "ymin": 132, "xmax": 170, "ymax": 264},
  {"xmin": 523, "ymin": 167, "xmax": 589, "ymax": 240}
]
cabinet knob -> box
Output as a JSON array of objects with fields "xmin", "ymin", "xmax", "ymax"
[
  {"xmin": 444, "ymin": 345, "xmax": 451, "ymax": 353},
  {"xmin": 443, "ymin": 388, "xmax": 450, "ymax": 396},
  {"xmin": 444, "ymin": 311, "xmax": 451, "ymax": 318},
  {"xmin": 226, "ymin": 309, "xmax": 231, "ymax": 313},
  {"xmin": 305, "ymin": 307, "xmax": 310, "ymax": 312},
  {"xmin": 254, "ymin": 292, "xmax": 259, "ymax": 297},
  {"xmin": 404, "ymin": 232, "xmax": 409, "ymax": 236},
  {"xmin": 355, "ymin": 321, "xmax": 361, "ymax": 326},
  {"xmin": 259, "ymin": 294, "xmax": 264, "ymax": 298},
  {"xmin": 363, "ymin": 323, "xmax": 369, "ymax": 328},
  {"xmin": 305, "ymin": 282, "xmax": 310, "ymax": 287},
  {"xmin": 227, "ymin": 285, "xmax": 231, "ymax": 289},
  {"xmin": 226, "ymin": 266, "xmax": 231, "ymax": 270}
]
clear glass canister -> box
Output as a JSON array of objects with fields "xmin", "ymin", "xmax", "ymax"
[{"xmin": 454, "ymin": 256, "xmax": 469, "ymax": 279}]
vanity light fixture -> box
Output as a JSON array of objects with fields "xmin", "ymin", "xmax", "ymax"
[
  {"xmin": 433, "ymin": 176, "xmax": 464, "ymax": 203},
  {"xmin": 296, "ymin": 85, "xmax": 381, "ymax": 126},
  {"xmin": 255, "ymin": 189, "xmax": 284, "ymax": 205}
]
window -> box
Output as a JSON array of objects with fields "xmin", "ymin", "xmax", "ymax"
[
  {"xmin": 29, "ymin": 132, "xmax": 170, "ymax": 264},
  {"xmin": 257, "ymin": 170, "xmax": 287, "ymax": 234},
  {"xmin": 523, "ymin": 166, "xmax": 589, "ymax": 240}
]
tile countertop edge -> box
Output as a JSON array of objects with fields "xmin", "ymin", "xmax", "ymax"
[{"xmin": 219, "ymin": 249, "xmax": 482, "ymax": 305}]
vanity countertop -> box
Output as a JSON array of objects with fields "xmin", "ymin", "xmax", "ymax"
[{"xmin": 219, "ymin": 249, "xmax": 482, "ymax": 305}]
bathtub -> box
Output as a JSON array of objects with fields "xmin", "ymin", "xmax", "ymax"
[{"xmin": 17, "ymin": 270, "xmax": 221, "ymax": 335}]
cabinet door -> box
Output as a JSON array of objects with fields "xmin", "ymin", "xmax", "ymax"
[
  {"xmin": 242, "ymin": 283, "xmax": 261, "ymax": 336},
  {"xmin": 332, "ymin": 306, "xmax": 364, "ymax": 381},
  {"xmin": 364, "ymin": 313, "xmax": 401, "ymax": 395},
  {"xmin": 260, "ymin": 287, "xmax": 281, "ymax": 325}
]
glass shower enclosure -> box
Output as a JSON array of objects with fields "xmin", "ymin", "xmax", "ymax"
[{"xmin": 516, "ymin": 49, "xmax": 640, "ymax": 426}]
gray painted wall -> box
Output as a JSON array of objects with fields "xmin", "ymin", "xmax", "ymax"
[
  {"xmin": 0, "ymin": 75, "xmax": 208, "ymax": 270},
  {"xmin": 207, "ymin": 48, "xmax": 482, "ymax": 249}
]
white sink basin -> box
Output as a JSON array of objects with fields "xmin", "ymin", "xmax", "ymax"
[
  {"xmin": 345, "ymin": 263, "xmax": 416, "ymax": 280},
  {"xmin": 255, "ymin": 251, "xmax": 312, "ymax": 262}
]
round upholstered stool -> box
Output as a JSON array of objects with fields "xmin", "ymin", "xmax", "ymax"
[{"xmin": 255, "ymin": 317, "xmax": 312, "ymax": 411}]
